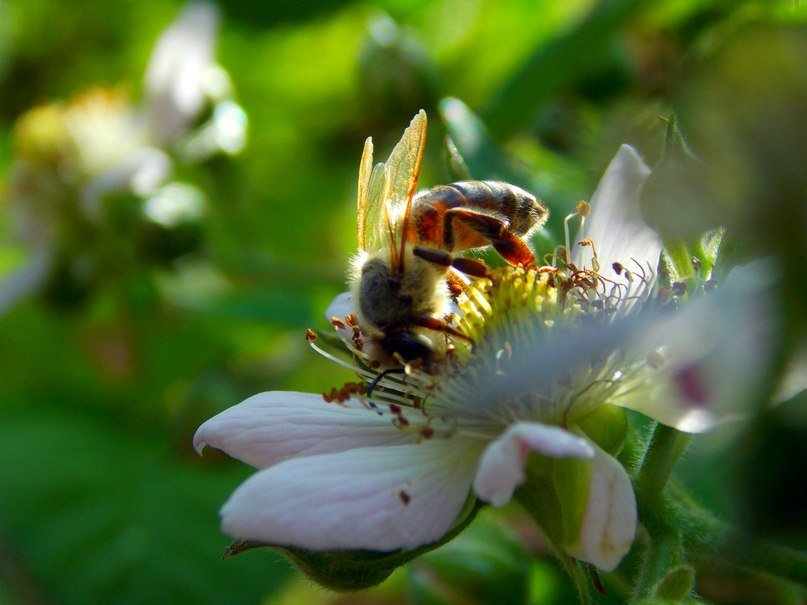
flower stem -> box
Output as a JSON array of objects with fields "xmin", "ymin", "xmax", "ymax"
[
  {"xmin": 634, "ymin": 423, "xmax": 692, "ymax": 505},
  {"xmin": 516, "ymin": 483, "xmax": 595, "ymax": 604},
  {"xmin": 671, "ymin": 484, "xmax": 807, "ymax": 588},
  {"xmin": 630, "ymin": 424, "xmax": 692, "ymax": 600},
  {"xmin": 630, "ymin": 524, "xmax": 683, "ymax": 602}
]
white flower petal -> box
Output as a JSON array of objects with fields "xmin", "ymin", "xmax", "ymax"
[
  {"xmin": 573, "ymin": 144, "xmax": 661, "ymax": 303},
  {"xmin": 567, "ymin": 442, "xmax": 636, "ymax": 571},
  {"xmin": 221, "ymin": 439, "xmax": 482, "ymax": 551},
  {"xmin": 193, "ymin": 391, "xmax": 415, "ymax": 469},
  {"xmin": 324, "ymin": 292, "xmax": 356, "ymax": 348},
  {"xmin": 473, "ymin": 422, "xmax": 595, "ymax": 507},
  {"xmin": 774, "ymin": 340, "xmax": 807, "ymax": 404},
  {"xmin": 145, "ymin": 2, "xmax": 218, "ymax": 143},
  {"xmin": 0, "ymin": 244, "xmax": 53, "ymax": 316},
  {"xmin": 615, "ymin": 262, "xmax": 778, "ymax": 432},
  {"xmin": 80, "ymin": 148, "xmax": 172, "ymax": 219}
]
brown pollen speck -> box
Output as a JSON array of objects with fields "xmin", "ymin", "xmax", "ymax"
[
  {"xmin": 576, "ymin": 200, "xmax": 591, "ymax": 216},
  {"xmin": 399, "ymin": 490, "xmax": 411, "ymax": 505}
]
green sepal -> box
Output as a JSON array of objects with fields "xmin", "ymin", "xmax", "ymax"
[
  {"xmin": 516, "ymin": 454, "xmax": 593, "ymax": 550},
  {"xmin": 553, "ymin": 457, "xmax": 593, "ymax": 548},
  {"xmin": 223, "ymin": 495, "xmax": 483, "ymax": 592},
  {"xmin": 443, "ymin": 134, "xmax": 472, "ymax": 181},
  {"xmin": 515, "ymin": 463, "xmax": 599, "ymax": 605},
  {"xmin": 577, "ymin": 404, "xmax": 628, "ymax": 457},
  {"xmin": 641, "ymin": 113, "xmax": 718, "ymax": 247}
]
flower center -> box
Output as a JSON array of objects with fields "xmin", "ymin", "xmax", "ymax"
[{"xmin": 429, "ymin": 264, "xmax": 635, "ymax": 429}]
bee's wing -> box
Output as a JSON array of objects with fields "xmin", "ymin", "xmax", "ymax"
[
  {"xmin": 363, "ymin": 162, "xmax": 387, "ymax": 252},
  {"xmin": 356, "ymin": 138, "xmax": 393, "ymax": 253},
  {"xmin": 356, "ymin": 137, "xmax": 374, "ymax": 250},
  {"xmin": 381, "ymin": 110, "xmax": 427, "ymax": 272}
]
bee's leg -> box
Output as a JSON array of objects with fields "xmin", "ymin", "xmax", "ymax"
[
  {"xmin": 408, "ymin": 314, "xmax": 472, "ymax": 343},
  {"xmin": 412, "ymin": 246, "xmax": 488, "ymax": 278},
  {"xmin": 445, "ymin": 208, "xmax": 535, "ymax": 266},
  {"xmin": 367, "ymin": 367, "xmax": 406, "ymax": 398}
]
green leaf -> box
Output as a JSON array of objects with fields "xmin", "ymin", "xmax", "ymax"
[
  {"xmin": 407, "ymin": 514, "xmax": 532, "ymax": 605},
  {"xmin": 439, "ymin": 97, "xmax": 559, "ymax": 250},
  {"xmin": 484, "ymin": 0, "xmax": 654, "ymax": 138},
  {"xmin": 440, "ymin": 97, "xmax": 521, "ymax": 183},
  {"xmin": 0, "ymin": 408, "xmax": 292, "ymax": 605}
]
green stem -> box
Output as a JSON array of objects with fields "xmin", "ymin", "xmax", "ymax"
[
  {"xmin": 671, "ymin": 486, "xmax": 807, "ymax": 587},
  {"xmin": 630, "ymin": 526, "xmax": 682, "ymax": 602},
  {"xmin": 557, "ymin": 551, "xmax": 595, "ymax": 605},
  {"xmin": 634, "ymin": 423, "xmax": 692, "ymax": 505},
  {"xmin": 516, "ymin": 483, "xmax": 595, "ymax": 604},
  {"xmin": 629, "ymin": 424, "xmax": 692, "ymax": 600}
]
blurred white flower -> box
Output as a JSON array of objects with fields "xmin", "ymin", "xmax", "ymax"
[
  {"xmin": 195, "ymin": 146, "xmax": 776, "ymax": 572},
  {"xmin": 144, "ymin": 1, "xmax": 220, "ymax": 145},
  {"xmin": 1, "ymin": 2, "xmax": 244, "ymax": 313}
]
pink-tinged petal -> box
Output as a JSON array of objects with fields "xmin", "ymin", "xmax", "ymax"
[
  {"xmin": 567, "ymin": 443, "xmax": 636, "ymax": 571},
  {"xmin": 572, "ymin": 145, "xmax": 661, "ymax": 303},
  {"xmin": 145, "ymin": 2, "xmax": 218, "ymax": 144},
  {"xmin": 194, "ymin": 391, "xmax": 414, "ymax": 469},
  {"xmin": 615, "ymin": 262, "xmax": 778, "ymax": 432},
  {"xmin": 473, "ymin": 422, "xmax": 595, "ymax": 507},
  {"xmin": 221, "ymin": 439, "xmax": 483, "ymax": 551}
]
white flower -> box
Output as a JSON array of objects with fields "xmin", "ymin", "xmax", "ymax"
[
  {"xmin": 195, "ymin": 145, "xmax": 775, "ymax": 572},
  {"xmin": 1, "ymin": 3, "xmax": 233, "ymax": 314},
  {"xmin": 144, "ymin": 2, "xmax": 220, "ymax": 145}
]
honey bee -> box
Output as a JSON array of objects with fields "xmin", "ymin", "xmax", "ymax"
[{"xmin": 350, "ymin": 110, "xmax": 548, "ymax": 365}]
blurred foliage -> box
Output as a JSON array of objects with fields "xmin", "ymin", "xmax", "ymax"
[{"xmin": 0, "ymin": 0, "xmax": 805, "ymax": 604}]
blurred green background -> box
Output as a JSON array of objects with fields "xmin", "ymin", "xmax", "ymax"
[{"xmin": 0, "ymin": 0, "xmax": 804, "ymax": 604}]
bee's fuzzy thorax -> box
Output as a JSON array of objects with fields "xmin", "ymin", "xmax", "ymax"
[{"xmin": 350, "ymin": 243, "xmax": 452, "ymax": 361}]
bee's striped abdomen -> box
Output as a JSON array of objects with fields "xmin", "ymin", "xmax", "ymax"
[{"xmin": 409, "ymin": 180, "xmax": 547, "ymax": 252}]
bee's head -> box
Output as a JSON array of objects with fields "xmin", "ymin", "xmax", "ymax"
[{"xmin": 380, "ymin": 330, "xmax": 435, "ymax": 364}]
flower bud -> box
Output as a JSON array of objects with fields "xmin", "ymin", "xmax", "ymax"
[
  {"xmin": 577, "ymin": 404, "xmax": 628, "ymax": 457},
  {"xmin": 655, "ymin": 564, "xmax": 695, "ymax": 600}
]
